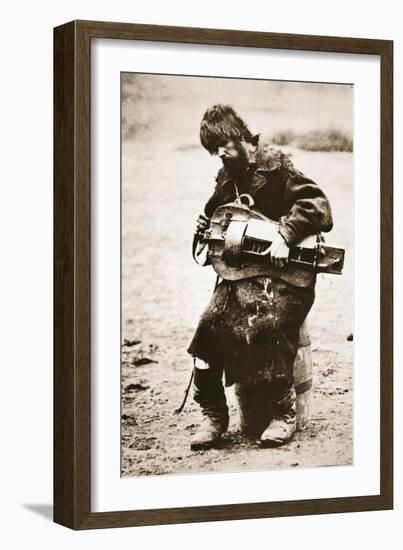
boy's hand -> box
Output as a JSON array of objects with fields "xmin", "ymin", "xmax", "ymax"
[
  {"xmin": 268, "ymin": 233, "xmax": 289, "ymax": 268},
  {"xmin": 195, "ymin": 214, "xmax": 210, "ymax": 235}
]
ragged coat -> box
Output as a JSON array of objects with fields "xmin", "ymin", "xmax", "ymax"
[{"xmin": 188, "ymin": 140, "xmax": 333, "ymax": 387}]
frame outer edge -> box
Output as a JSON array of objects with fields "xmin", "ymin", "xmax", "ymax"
[
  {"xmin": 380, "ymin": 40, "xmax": 393, "ymax": 508},
  {"xmin": 54, "ymin": 20, "xmax": 92, "ymax": 529},
  {"xmin": 54, "ymin": 19, "xmax": 394, "ymax": 529},
  {"xmin": 75, "ymin": 19, "xmax": 391, "ymax": 54},
  {"xmin": 75, "ymin": 20, "xmax": 93, "ymax": 528},
  {"xmin": 54, "ymin": 21, "xmax": 76, "ymax": 528}
]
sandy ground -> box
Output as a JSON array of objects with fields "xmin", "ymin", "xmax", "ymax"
[{"xmin": 121, "ymin": 136, "xmax": 353, "ymax": 477}]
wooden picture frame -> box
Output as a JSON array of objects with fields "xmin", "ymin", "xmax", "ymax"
[{"xmin": 54, "ymin": 19, "xmax": 393, "ymax": 529}]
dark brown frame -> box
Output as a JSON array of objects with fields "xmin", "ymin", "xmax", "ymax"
[{"xmin": 54, "ymin": 19, "xmax": 393, "ymax": 530}]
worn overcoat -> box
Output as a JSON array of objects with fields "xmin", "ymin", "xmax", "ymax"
[{"xmin": 188, "ymin": 140, "xmax": 333, "ymax": 387}]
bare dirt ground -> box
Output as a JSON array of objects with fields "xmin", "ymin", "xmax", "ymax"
[{"xmin": 121, "ymin": 136, "xmax": 353, "ymax": 477}]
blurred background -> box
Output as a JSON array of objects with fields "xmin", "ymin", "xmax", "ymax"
[{"xmin": 122, "ymin": 73, "xmax": 353, "ymax": 149}]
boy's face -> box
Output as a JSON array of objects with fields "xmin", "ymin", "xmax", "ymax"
[{"xmin": 215, "ymin": 139, "xmax": 248, "ymax": 173}]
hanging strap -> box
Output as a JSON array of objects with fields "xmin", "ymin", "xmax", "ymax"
[
  {"xmin": 173, "ymin": 362, "xmax": 195, "ymax": 415},
  {"xmin": 192, "ymin": 233, "xmax": 210, "ymax": 266}
]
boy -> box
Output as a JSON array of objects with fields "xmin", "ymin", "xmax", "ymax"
[{"xmin": 188, "ymin": 104, "xmax": 333, "ymax": 450}]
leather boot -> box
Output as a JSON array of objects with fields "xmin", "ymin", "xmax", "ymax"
[
  {"xmin": 260, "ymin": 385, "xmax": 297, "ymax": 447},
  {"xmin": 190, "ymin": 366, "xmax": 229, "ymax": 450},
  {"xmin": 234, "ymin": 382, "xmax": 271, "ymax": 438}
]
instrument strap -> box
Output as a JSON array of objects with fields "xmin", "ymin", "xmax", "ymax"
[
  {"xmin": 172, "ymin": 359, "xmax": 195, "ymax": 415},
  {"xmin": 192, "ymin": 233, "xmax": 210, "ymax": 266},
  {"xmin": 234, "ymin": 182, "xmax": 241, "ymax": 201},
  {"xmin": 174, "ymin": 266, "xmax": 220, "ymax": 414}
]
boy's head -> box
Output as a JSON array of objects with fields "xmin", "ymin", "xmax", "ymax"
[
  {"xmin": 200, "ymin": 104, "xmax": 258, "ymax": 174},
  {"xmin": 200, "ymin": 104, "xmax": 256, "ymax": 155}
]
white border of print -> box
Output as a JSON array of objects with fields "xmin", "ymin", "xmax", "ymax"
[{"xmin": 91, "ymin": 38, "xmax": 380, "ymax": 513}]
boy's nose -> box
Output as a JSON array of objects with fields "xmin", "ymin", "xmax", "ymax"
[{"xmin": 218, "ymin": 146, "xmax": 226, "ymax": 157}]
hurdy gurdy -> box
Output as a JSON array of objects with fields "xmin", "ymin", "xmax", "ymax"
[{"xmin": 193, "ymin": 194, "xmax": 345, "ymax": 288}]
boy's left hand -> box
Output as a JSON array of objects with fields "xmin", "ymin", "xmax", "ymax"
[{"xmin": 269, "ymin": 233, "xmax": 289, "ymax": 268}]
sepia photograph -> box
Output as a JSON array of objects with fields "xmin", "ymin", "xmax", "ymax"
[{"xmin": 120, "ymin": 73, "xmax": 353, "ymax": 477}]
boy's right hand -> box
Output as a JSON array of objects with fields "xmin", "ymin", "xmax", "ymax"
[{"xmin": 195, "ymin": 213, "xmax": 210, "ymax": 234}]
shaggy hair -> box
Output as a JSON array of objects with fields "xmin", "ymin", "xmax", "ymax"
[{"xmin": 200, "ymin": 104, "xmax": 257, "ymax": 154}]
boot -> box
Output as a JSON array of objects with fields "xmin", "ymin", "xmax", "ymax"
[
  {"xmin": 260, "ymin": 385, "xmax": 297, "ymax": 447},
  {"xmin": 234, "ymin": 382, "xmax": 271, "ymax": 438},
  {"xmin": 190, "ymin": 366, "xmax": 229, "ymax": 450}
]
